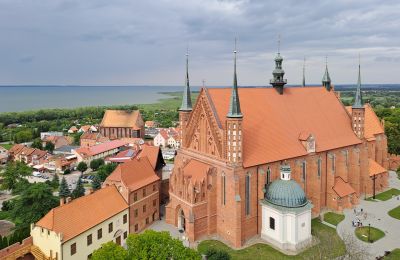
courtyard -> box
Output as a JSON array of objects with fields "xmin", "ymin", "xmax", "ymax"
[{"xmin": 337, "ymin": 171, "xmax": 400, "ymax": 258}]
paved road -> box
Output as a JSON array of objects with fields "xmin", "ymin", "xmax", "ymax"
[{"xmin": 337, "ymin": 171, "xmax": 400, "ymax": 259}]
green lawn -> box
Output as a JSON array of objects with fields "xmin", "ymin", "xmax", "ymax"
[
  {"xmin": 388, "ymin": 206, "xmax": 400, "ymax": 220},
  {"xmin": 0, "ymin": 143, "xmax": 13, "ymax": 150},
  {"xmin": 198, "ymin": 219, "xmax": 346, "ymax": 260},
  {"xmin": 323, "ymin": 212, "xmax": 345, "ymax": 226},
  {"xmin": 367, "ymin": 188, "xmax": 400, "ymax": 201},
  {"xmin": 385, "ymin": 249, "xmax": 400, "ymax": 259},
  {"xmin": 355, "ymin": 226, "xmax": 385, "ymax": 243}
]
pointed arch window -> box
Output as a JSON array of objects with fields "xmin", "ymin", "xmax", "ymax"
[
  {"xmin": 332, "ymin": 154, "xmax": 336, "ymax": 173},
  {"xmin": 266, "ymin": 167, "xmax": 271, "ymax": 185},
  {"xmin": 317, "ymin": 158, "xmax": 322, "ymax": 178},
  {"xmin": 245, "ymin": 174, "xmax": 250, "ymax": 216},
  {"xmin": 302, "ymin": 161, "xmax": 307, "ymax": 182},
  {"xmin": 221, "ymin": 173, "xmax": 226, "ymax": 205}
]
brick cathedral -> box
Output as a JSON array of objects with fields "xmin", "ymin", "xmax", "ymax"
[{"xmin": 165, "ymin": 48, "xmax": 388, "ymax": 248}]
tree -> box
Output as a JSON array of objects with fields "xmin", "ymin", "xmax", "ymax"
[
  {"xmin": 31, "ymin": 138, "xmax": 43, "ymax": 149},
  {"xmin": 59, "ymin": 177, "xmax": 71, "ymax": 198},
  {"xmin": 77, "ymin": 161, "xmax": 88, "ymax": 173},
  {"xmin": 97, "ymin": 163, "xmax": 118, "ymax": 182},
  {"xmin": 92, "ymin": 175, "xmax": 102, "ymax": 191},
  {"xmin": 10, "ymin": 183, "xmax": 59, "ymax": 229},
  {"xmin": 204, "ymin": 248, "xmax": 231, "ymax": 260},
  {"xmin": 126, "ymin": 230, "xmax": 200, "ymax": 260},
  {"xmin": 44, "ymin": 142, "xmax": 55, "ymax": 153},
  {"xmin": 90, "ymin": 158, "xmax": 105, "ymax": 171},
  {"xmin": 51, "ymin": 174, "xmax": 60, "ymax": 189},
  {"xmin": 0, "ymin": 161, "xmax": 32, "ymax": 191},
  {"xmin": 72, "ymin": 176, "xmax": 85, "ymax": 199},
  {"xmin": 64, "ymin": 168, "xmax": 71, "ymax": 175},
  {"xmin": 13, "ymin": 130, "xmax": 33, "ymax": 144},
  {"xmin": 91, "ymin": 241, "xmax": 127, "ymax": 260}
]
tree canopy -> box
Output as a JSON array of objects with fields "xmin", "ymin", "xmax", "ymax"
[
  {"xmin": 91, "ymin": 241, "xmax": 128, "ymax": 260},
  {"xmin": 92, "ymin": 175, "xmax": 102, "ymax": 191},
  {"xmin": 77, "ymin": 161, "xmax": 88, "ymax": 173},
  {"xmin": 59, "ymin": 176, "xmax": 71, "ymax": 198},
  {"xmin": 97, "ymin": 163, "xmax": 118, "ymax": 182},
  {"xmin": 72, "ymin": 176, "xmax": 85, "ymax": 199},
  {"xmin": 90, "ymin": 158, "xmax": 105, "ymax": 171},
  {"xmin": 126, "ymin": 230, "xmax": 200, "ymax": 260},
  {"xmin": 0, "ymin": 161, "xmax": 32, "ymax": 191},
  {"xmin": 10, "ymin": 182, "xmax": 59, "ymax": 227}
]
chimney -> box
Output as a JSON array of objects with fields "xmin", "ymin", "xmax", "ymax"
[
  {"xmin": 66, "ymin": 197, "xmax": 72, "ymax": 204},
  {"xmin": 60, "ymin": 197, "xmax": 65, "ymax": 206}
]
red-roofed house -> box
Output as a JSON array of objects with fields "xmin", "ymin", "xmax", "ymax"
[
  {"xmin": 73, "ymin": 140, "xmax": 128, "ymax": 164},
  {"xmin": 31, "ymin": 185, "xmax": 129, "ymax": 260},
  {"xmin": 99, "ymin": 110, "xmax": 145, "ymax": 139},
  {"xmin": 153, "ymin": 130, "xmax": 169, "ymax": 147},
  {"xmin": 80, "ymin": 132, "xmax": 110, "ymax": 147},
  {"xmin": 104, "ymin": 157, "xmax": 160, "ymax": 233}
]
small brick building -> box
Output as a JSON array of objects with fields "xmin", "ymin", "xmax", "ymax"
[{"xmin": 99, "ymin": 110, "xmax": 145, "ymax": 139}]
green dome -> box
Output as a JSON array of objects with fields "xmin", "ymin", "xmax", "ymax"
[{"xmin": 265, "ymin": 179, "xmax": 308, "ymax": 208}]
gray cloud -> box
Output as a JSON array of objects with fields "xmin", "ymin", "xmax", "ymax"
[{"xmin": 0, "ymin": 0, "xmax": 399, "ymax": 85}]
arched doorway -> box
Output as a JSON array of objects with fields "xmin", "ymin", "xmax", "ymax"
[{"xmin": 177, "ymin": 209, "xmax": 186, "ymax": 231}]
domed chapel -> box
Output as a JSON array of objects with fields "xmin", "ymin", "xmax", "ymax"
[{"xmin": 165, "ymin": 46, "xmax": 388, "ymax": 249}]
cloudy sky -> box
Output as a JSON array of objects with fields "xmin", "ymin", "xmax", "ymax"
[{"xmin": 0, "ymin": 0, "xmax": 399, "ymax": 86}]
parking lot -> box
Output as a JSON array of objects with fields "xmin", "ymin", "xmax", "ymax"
[{"xmin": 27, "ymin": 170, "xmax": 88, "ymax": 192}]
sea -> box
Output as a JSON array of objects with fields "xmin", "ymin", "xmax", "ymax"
[{"xmin": 0, "ymin": 84, "xmax": 399, "ymax": 113}]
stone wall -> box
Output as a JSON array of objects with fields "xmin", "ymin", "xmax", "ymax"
[{"xmin": 388, "ymin": 154, "xmax": 400, "ymax": 171}]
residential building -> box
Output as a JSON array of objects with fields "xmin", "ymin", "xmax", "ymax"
[
  {"xmin": 99, "ymin": 110, "xmax": 145, "ymax": 139},
  {"xmin": 0, "ymin": 145, "xmax": 8, "ymax": 164},
  {"xmin": 73, "ymin": 140, "xmax": 128, "ymax": 164},
  {"xmin": 40, "ymin": 132, "xmax": 63, "ymax": 140},
  {"xmin": 53, "ymin": 145, "xmax": 80, "ymax": 155},
  {"xmin": 42, "ymin": 135, "xmax": 73, "ymax": 149},
  {"xmin": 104, "ymin": 157, "xmax": 160, "ymax": 233},
  {"xmin": 166, "ymin": 49, "xmax": 388, "ymax": 248},
  {"xmin": 68, "ymin": 126, "xmax": 78, "ymax": 134},
  {"xmin": 31, "ymin": 185, "xmax": 129, "ymax": 260},
  {"xmin": 145, "ymin": 121, "xmax": 159, "ymax": 128},
  {"xmin": 78, "ymin": 125, "xmax": 96, "ymax": 133},
  {"xmin": 167, "ymin": 135, "xmax": 180, "ymax": 149},
  {"xmin": 44, "ymin": 154, "xmax": 77, "ymax": 173},
  {"xmin": 80, "ymin": 132, "xmax": 110, "ymax": 147},
  {"xmin": 153, "ymin": 130, "xmax": 169, "ymax": 147},
  {"xmin": 10, "ymin": 144, "xmax": 49, "ymax": 166}
]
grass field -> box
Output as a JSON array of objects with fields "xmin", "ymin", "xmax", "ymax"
[
  {"xmin": 0, "ymin": 143, "xmax": 13, "ymax": 150},
  {"xmin": 367, "ymin": 188, "xmax": 400, "ymax": 201},
  {"xmin": 198, "ymin": 219, "xmax": 346, "ymax": 260},
  {"xmin": 323, "ymin": 212, "xmax": 345, "ymax": 226},
  {"xmin": 385, "ymin": 248, "xmax": 400, "ymax": 259},
  {"xmin": 355, "ymin": 226, "xmax": 385, "ymax": 243},
  {"xmin": 388, "ymin": 205, "xmax": 400, "ymax": 220}
]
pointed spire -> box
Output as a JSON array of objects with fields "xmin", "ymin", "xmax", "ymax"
[
  {"xmin": 302, "ymin": 57, "xmax": 306, "ymax": 87},
  {"xmin": 353, "ymin": 54, "xmax": 363, "ymax": 108},
  {"xmin": 227, "ymin": 38, "xmax": 242, "ymax": 118},
  {"xmin": 179, "ymin": 48, "xmax": 192, "ymax": 111},
  {"xmin": 322, "ymin": 56, "xmax": 332, "ymax": 91}
]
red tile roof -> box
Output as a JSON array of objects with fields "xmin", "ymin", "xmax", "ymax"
[
  {"xmin": 36, "ymin": 185, "xmax": 128, "ymax": 242},
  {"xmin": 100, "ymin": 110, "xmax": 142, "ymax": 129},
  {"xmin": 206, "ymin": 87, "xmax": 362, "ymax": 167},
  {"xmin": 138, "ymin": 145, "xmax": 160, "ymax": 170},
  {"xmin": 369, "ymin": 159, "xmax": 386, "ymax": 177},
  {"xmin": 75, "ymin": 140, "xmax": 127, "ymax": 157},
  {"xmin": 332, "ymin": 177, "xmax": 356, "ymax": 198},
  {"xmin": 106, "ymin": 156, "xmax": 159, "ymax": 191}
]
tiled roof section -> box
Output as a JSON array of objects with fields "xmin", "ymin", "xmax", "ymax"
[
  {"xmin": 106, "ymin": 156, "xmax": 159, "ymax": 191},
  {"xmin": 100, "ymin": 110, "xmax": 142, "ymax": 129},
  {"xmin": 159, "ymin": 130, "xmax": 169, "ymax": 140},
  {"xmin": 369, "ymin": 159, "xmax": 386, "ymax": 177},
  {"xmin": 69, "ymin": 126, "xmax": 78, "ymax": 131},
  {"xmin": 9, "ymin": 144, "xmax": 25, "ymax": 154},
  {"xmin": 80, "ymin": 125, "xmax": 91, "ymax": 132},
  {"xmin": 183, "ymin": 159, "xmax": 210, "ymax": 183},
  {"xmin": 332, "ymin": 177, "xmax": 356, "ymax": 198},
  {"xmin": 345, "ymin": 104, "xmax": 384, "ymax": 140},
  {"xmin": 206, "ymin": 87, "xmax": 362, "ymax": 167},
  {"xmin": 138, "ymin": 145, "xmax": 160, "ymax": 170},
  {"xmin": 75, "ymin": 140, "xmax": 127, "ymax": 157},
  {"xmin": 36, "ymin": 185, "xmax": 128, "ymax": 242}
]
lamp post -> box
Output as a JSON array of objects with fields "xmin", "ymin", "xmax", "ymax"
[
  {"xmin": 368, "ymin": 223, "xmax": 371, "ymax": 243},
  {"xmin": 371, "ymin": 175, "xmax": 377, "ymax": 199}
]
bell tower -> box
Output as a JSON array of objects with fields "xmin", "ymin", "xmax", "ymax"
[
  {"xmin": 270, "ymin": 36, "xmax": 287, "ymax": 94},
  {"xmin": 351, "ymin": 56, "xmax": 365, "ymax": 139},
  {"xmin": 226, "ymin": 40, "xmax": 243, "ymax": 165},
  {"xmin": 179, "ymin": 50, "xmax": 193, "ymax": 147}
]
